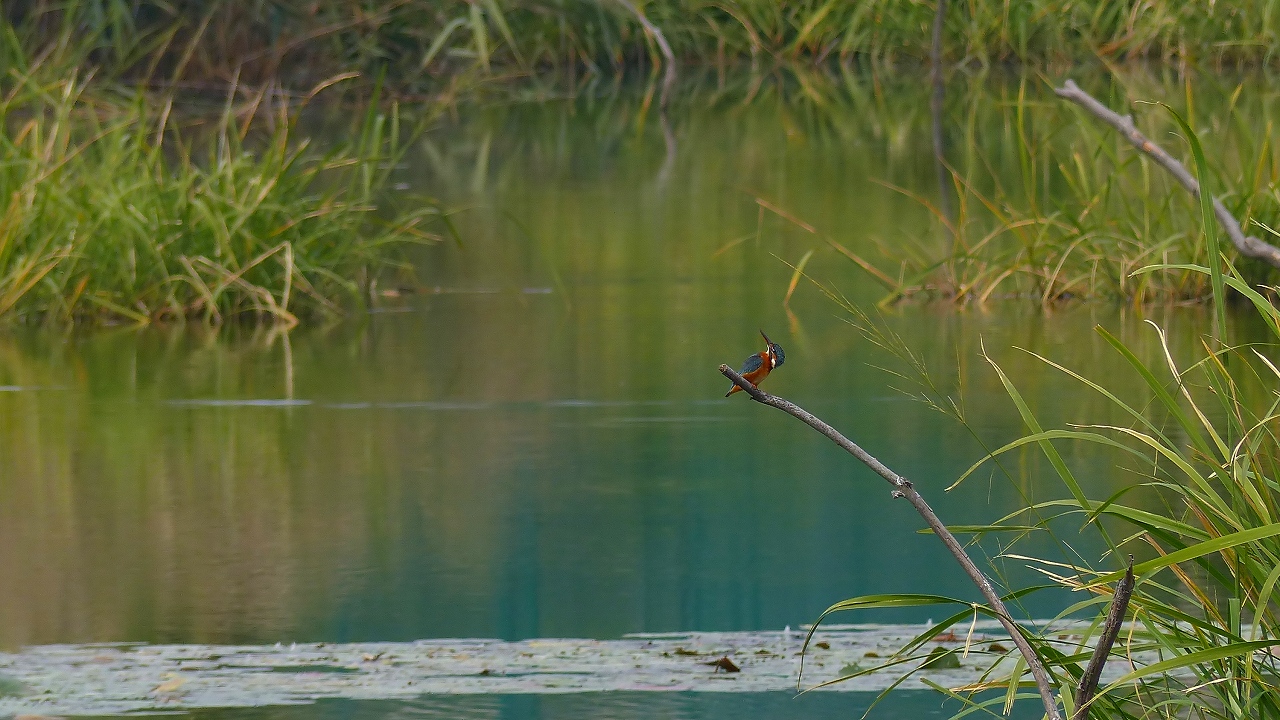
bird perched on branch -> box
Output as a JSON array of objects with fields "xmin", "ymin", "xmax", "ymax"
[{"xmin": 726, "ymin": 331, "xmax": 785, "ymax": 396}]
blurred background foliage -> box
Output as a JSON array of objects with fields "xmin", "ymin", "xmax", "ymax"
[{"xmin": 4, "ymin": 0, "xmax": 1280, "ymax": 93}]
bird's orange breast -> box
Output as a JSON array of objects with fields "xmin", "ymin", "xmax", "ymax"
[{"xmin": 741, "ymin": 352, "xmax": 771, "ymax": 384}]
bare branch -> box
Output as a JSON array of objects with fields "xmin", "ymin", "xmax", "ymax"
[
  {"xmin": 1073, "ymin": 556, "xmax": 1135, "ymax": 720},
  {"xmin": 608, "ymin": 0, "xmax": 677, "ymax": 108},
  {"xmin": 719, "ymin": 364, "xmax": 1064, "ymax": 720},
  {"xmin": 1054, "ymin": 79, "xmax": 1280, "ymax": 269}
]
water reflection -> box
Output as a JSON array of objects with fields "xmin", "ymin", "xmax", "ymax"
[
  {"xmin": 2, "ymin": 68, "xmax": 1274, "ymax": 654},
  {"xmin": 182, "ymin": 691, "xmax": 1038, "ymax": 720},
  {"xmin": 0, "ymin": 300, "xmax": 1255, "ymax": 649}
]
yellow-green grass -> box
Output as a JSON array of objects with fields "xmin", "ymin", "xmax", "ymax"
[
  {"xmin": 826, "ymin": 292, "xmax": 1280, "ymax": 718},
  {"xmin": 4, "ymin": 0, "xmax": 1279, "ymax": 92},
  {"xmin": 852, "ymin": 71, "xmax": 1280, "ymax": 305},
  {"xmin": 0, "ymin": 69, "xmax": 447, "ymax": 324},
  {"xmin": 813, "ymin": 99, "xmax": 1280, "ymax": 720}
]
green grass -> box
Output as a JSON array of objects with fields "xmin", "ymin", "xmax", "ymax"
[
  {"xmin": 5, "ymin": 4, "xmax": 1280, "ymax": 323},
  {"xmin": 0, "ymin": 67, "xmax": 448, "ymax": 324},
  {"xmin": 846, "ymin": 71, "xmax": 1280, "ymax": 306},
  {"xmin": 807, "ymin": 101, "xmax": 1280, "ymax": 720},
  {"xmin": 809, "ymin": 286, "xmax": 1280, "ymax": 717},
  {"xmin": 5, "ymin": 0, "xmax": 1280, "ymax": 92}
]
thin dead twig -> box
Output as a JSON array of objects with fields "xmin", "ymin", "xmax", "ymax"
[
  {"xmin": 1073, "ymin": 556, "xmax": 1135, "ymax": 720},
  {"xmin": 1054, "ymin": 79, "xmax": 1280, "ymax": 269},
  {"xmin": 718, "ymin": 364, "xmax": 1064, "ymax": 720}
]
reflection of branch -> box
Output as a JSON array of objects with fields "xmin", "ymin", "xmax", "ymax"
[
  {"xmin": 718, "ymin": 365, "xmax": 1063, "ymax": 720},
  {"xmin": 609, "ymin": 0, "xmax": 677, "ymax": 107},
  {"xmin": 1073, "ymin": 557, "xmax": 1135, "ymax": 720},
  {"xmin": 1054, "ymin": 80, "xmax": 1280, "ymax": 269},
  {"xmin": 655, "ymin": 111, "xmax": 677, "ymax": 188}
]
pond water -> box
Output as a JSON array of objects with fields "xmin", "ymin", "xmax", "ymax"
[{"xmin": 0, "ymin": 70, "xmax": 1256, "ymax": 719}]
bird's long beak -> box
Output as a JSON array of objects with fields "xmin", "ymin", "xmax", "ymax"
[{"xmin": 759, "ymin": 330, "xmax": 771, "ymax": 347}]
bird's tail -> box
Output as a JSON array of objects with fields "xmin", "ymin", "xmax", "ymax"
[{"xmin": 725, "ymin": 384, "xmax": 741, "ymax": 397}]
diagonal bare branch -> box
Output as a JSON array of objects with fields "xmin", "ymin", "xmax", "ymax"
[{"xmin": 719, "ymin": 364, "xmax": 1064, "ymax": 720}]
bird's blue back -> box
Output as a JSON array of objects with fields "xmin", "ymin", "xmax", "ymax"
[{"xmin": 739, "ymin": 353, "xmax": 765, "ymax": 374}]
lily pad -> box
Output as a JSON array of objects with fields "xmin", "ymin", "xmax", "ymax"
[
  {"xmin": 920, "ymin": 647, "xmax": 961, "ymax": 670},
  {"xmin": 268, "ymin": 665, "xmax": 360, "ymax": 674},
  {"xmin": 0, "ymin": 621, "xmax": 1146, "ymax": 716},
  {"xmin": 0, "ymin": 674, "xmax": 29, "ymax": 697}
]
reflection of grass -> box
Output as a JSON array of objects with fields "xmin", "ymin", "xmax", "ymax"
[
  {"xmin": 6, "ymin": 1, "xmax": 1279, "ymax": 86},
  {"xmin": 0, "ymin": 69, "xmax": 448, "ymax": 324}
]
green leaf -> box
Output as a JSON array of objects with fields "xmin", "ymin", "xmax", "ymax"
[
  {"xmin": 949, "ymin": 429, "xmax": 1152, "ymax": 493},
  {"xmin": 479, "ymin": 0, "xmax": 524, "ymax": 67},
  {"xmin": 1158, "ymin": 103, "xmax": 1227, "ymax": 341},
  {"xmin": 469, "ymin": 2, "xmax": 490, "ymax": 72},
  {"xmin": 983, "ymin": 350, "xmax": 1090, "ymax": 511},
  {"xmin": 1095, "ymin": 325, "xmax": 1218, "ymax": 465},
  {"xmin": 919, "ymin": 524, "xmax": 1043, "ymax": 534},
  {"xmin": 420, "ymin": 17, "xmax": 468, "ymax": 70},
  {"xmin": 919, "ymin": 678, "xmax": 1040, "ymax": 720},
  {"xmin": 1088, "ymin": 522, "xmax": 1280, "ymax": 587},
  {"xmin": 1099, "ymin": 639, "xmax": 1280, "ymax": 692}
]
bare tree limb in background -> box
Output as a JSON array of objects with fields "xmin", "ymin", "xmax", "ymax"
[
  {"xmin": 719, "ymin": 365, "xmax": 1064, "ymax": 720},
  {"xmin": 1054, "ymin": 79, "xmax": 1280, "ymax": 269},
  {"xmin": 930, "ymin": 0, "xmax": 947, "ymax": 71},
  {"xmin": 1073, "ymin": 557, "xmax": 1135, "ymax": 720},
  {"xmin": 609, "ymin": 0, "xmax": 677, "ymax": 108}
]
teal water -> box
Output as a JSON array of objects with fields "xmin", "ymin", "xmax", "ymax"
[
  {"xmin": 0, "ymin": 72, "xmax": 1252, "ymax": 718},
  {"xmin": 181, "ymin": 691, "xmax": 1023, "ymax": 720},
  {"xmin": 0, "ymin": 297, "xmax": 1195, "ymax": 647}
]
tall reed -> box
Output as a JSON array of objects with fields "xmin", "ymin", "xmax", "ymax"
[
  {"xmin": 817, "ymin": 298, "xmax": 1280, "ymax": 718},
  {"xmin": 807, "ymin": 94, "xmax": 1280, "ymax": 719}
]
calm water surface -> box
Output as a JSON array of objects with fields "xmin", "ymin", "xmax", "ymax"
[{"xmin": 0, "ymin": 73, "xmax": 1247, "ymax": 718}]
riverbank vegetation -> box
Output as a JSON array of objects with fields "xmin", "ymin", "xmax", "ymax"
[
  {"xmin": 5, "ymin": 0, "xmax": 1280, "ymax": 91},
  {"xmin": 4, "ymin": 2, "xmax": 1280, "ymax": 323},
  {"xmin": 801, "ymin": 105, "xmax": 1280, "ymax": 717},
  {"xmin": 861, "ymin": 72, "xmax": 1280, "ymax": 305},
  {"xmin": 0, "ymin": 62, "xmax": 447, "ymax": 324},
  {"xmin": 820, "ymin": 278, "xmax": 1280, "ymax": 717}
]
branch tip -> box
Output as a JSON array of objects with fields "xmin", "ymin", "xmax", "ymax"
[{"xmin": 1073, "ymin": 555, "xmax": 1136, "ymax": 720}]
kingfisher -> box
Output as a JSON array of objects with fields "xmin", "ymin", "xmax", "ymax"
[{"xmin": 726, "ymin": 331, "xmax": 785, "ymax": 396}]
